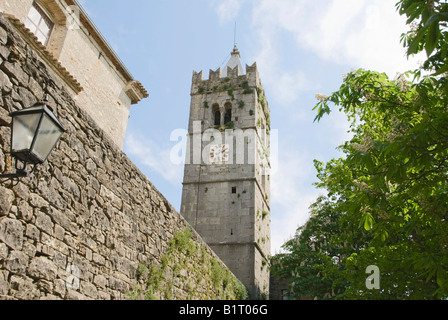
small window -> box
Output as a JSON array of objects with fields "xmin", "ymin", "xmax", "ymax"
[
  {"xmin": 25, "ymin": 2, "xmax": 54, "ymax": 46},
  {"xmin": 224, "ymin": 103, "xmax": 232, "ymax": 124},
  {"xmin": 212, "ymin": 104, "xmax": 221, "ymax": 126},
  {"xmin": 232, "ymin": 187, "xmax": 237, "ymax": 194},
  {"xmin": 214, "ymin": 110, "xmax": 221, "ymax": 126},
  {"xmin": 224, "ymin": 109, "xmax": 232, "ymax": 124}
]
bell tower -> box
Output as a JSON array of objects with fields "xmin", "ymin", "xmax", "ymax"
[{"xmin": 180, "ymin": 46, "xmax": 271, "ymax": 298}]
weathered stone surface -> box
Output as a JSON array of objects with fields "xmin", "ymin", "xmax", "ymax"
[
  {"xmin": 53, "ymin": 279, "xmax": 67, "ymax": 298},
  {"xmin": 35, "ymin": 211, "xmax": 54, "ymax": 236},
  {"xmin": 25, "ymin": 224, "xmax": 39, "ymax": 241},
  {"xmin": 5, "ymin": 250, "xmax": 28, "ymax": 275},
  {"xmin": 0, "ymin": 69, "xmax": 12, "ymax": 94},
  {"xmin": 93, "ymin": 274, "xmax": 107, "ymax": 289},
  {"xmin": 0, "ymin": 186, "xmax": 14, "ymax": 216},
  {"xmin": 108, "ymin": 276, "xmax": 128, "ymax": 292},
  {"xmin": 0, "ymin": 242, "xmax": 7, "ymax": 260},
  {"xmin": 0, "ymin": 270, "xmax": 8, "ymax": 295},
  {"xmin": 17, "ymin": 200, "xmax": 33, "ymax": 222},
  {"xmin": 1, "ymin": 61, "xmax": 28, "ymax": 86},
  {"xmin": 0, "ymin": 26, "xmax": 7, "ymax": 46},
  {"xmin": 27, "ymin": 257, "xmax": 58, "ymax": 281},
  {"xmin": 9, "ymin": 274, "xmax": 39, "ymax": 300},
  {"xmin": 81, "ymin": 281, "xmax": 98, "ymax": 299},
  {"xmin": 0, "ymin": 218, "xmax": 23, "ymax": 250}
]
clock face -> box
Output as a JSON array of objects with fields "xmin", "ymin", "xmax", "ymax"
[{"xmin": 209, "ymin": 144, "xmax": 230, "ymax": 164}]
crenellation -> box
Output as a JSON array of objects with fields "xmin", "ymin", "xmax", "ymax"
[
  {"xmin": 191, "ymin": 61, "xmax": 260, "ymax": 97},
  {"xmin": 226, "ymin": 65, "xmax": 239, "ymax": 79},
  {"xmin": 192, "ymin": 70, "xmax": 203, "ymax": 82},
  {"xmin": 245, "ymin": 62, "xmax": 258, "ymax": 74},
  {"xmin": 209, "ymin": 68, "xmax": 221, "ymax": 81}
]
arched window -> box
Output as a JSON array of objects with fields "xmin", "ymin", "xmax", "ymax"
[
  {"xmin": 224, "ymin": 103, "xmax": 232, "ymax": 125},
  {"xmin": 25, "ymin": 2, "xmax": 54, "ymax": 46},
  {"xmin": 212, "ymin": 104, "xmax": 221, "ymax": 126}
]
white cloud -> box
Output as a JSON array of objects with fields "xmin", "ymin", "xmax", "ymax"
[
  {"xmin": 250, "ymin": 13, "xmax": 318, "ymax": 107},
  {"xmin": 215, "ymin": 0, "xmax": 244, "ymax": 23},
  {"xmin": 251, "ymin": 0, "xmax": 421, "ymax": 78},
  {"xmin": 270, "ymin": 149, "xmax": 321, "ymax": 253},
  {"xmin": 124, "ymin": 132, "xmax": 183, "ymax": 186},
  {"xmin": 272, "ymin": 71, "xmax": 315, "ymax": 106}
]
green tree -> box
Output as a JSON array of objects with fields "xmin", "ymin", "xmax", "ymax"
[
  {"xmin": 399, "ymin": 0, "xmax": 448, "ymax": 79},
  {"xmin": 272, "ymin": 197, "xmax": 346, "ymax": 300},
  {"xmin": 309, "ymin": 0, "xmax": 448, "ymax": 299},
  {"xmin": 274, "ymin": 0, "xmax": 448, "ymax": 300}
]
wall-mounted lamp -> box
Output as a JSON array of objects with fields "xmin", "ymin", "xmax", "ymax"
[{"xmin": 0, "ymin": 95, "xmax": 65, "ymax": 182}]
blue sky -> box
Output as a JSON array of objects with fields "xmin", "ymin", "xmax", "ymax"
[{"xmin": 80, "ymin": 0, "xmax": 422, "ymax": 254}]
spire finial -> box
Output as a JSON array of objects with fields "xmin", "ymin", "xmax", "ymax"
[
  {"xmin": 234, "ymin": 21, "xmax": 237, "ymax": 47},
  {"xmin": 232, "ymin": 44, "xmax": 240, "ymax": 56}
]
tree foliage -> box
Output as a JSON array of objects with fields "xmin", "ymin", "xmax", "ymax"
[
  {"xmin": 272, "ymin": 197, "xmax": 344, "ymax": 300},
  {"xmin": 400, "ymin": 0, "xmax": 448, "ymax": 79},
  {"xmin": 274, "ymin": 0, "xmax": 448, "ymax": 300}
]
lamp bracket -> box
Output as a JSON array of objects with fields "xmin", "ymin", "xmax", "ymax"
[
  {"xmin": 0, "ymin": 171, "xmax": 29, "ymax": 179},
  {"xmin": 0, "ymin": 158, "xmax": 35, "ymax": 184}
]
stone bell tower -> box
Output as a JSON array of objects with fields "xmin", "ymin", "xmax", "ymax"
[{"xmin": 180, "ymin": 46, "xmax": 271, "ymax": 298}]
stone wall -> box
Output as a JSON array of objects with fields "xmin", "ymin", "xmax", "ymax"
[{"xmin": 0, "ymin": 14, "xmax": 245, "ymax": 300}]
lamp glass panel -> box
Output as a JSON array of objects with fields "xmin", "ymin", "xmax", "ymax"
[
  {"xmin": 11, "ymin": 113, "xmax": 41, "ymax": 153},
  {"xmin": 31, "ymin": 113, "xmax": 64, "ymax": 161}
]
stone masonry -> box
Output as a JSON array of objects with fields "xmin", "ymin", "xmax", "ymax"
[{"xmin": 0, "ymin": 14, "xmax": 243, "ymax": 300}]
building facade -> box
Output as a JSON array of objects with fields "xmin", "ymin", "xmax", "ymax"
[
  {"xmin": 180, "ymin": 46, "xmax": 272, "ymax": 298},
  {"xmin": 0, "ymin": 0, "xmax": 148, "ymax": 148}
]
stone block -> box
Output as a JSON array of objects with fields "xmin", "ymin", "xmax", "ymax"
[
  {"xmin": 100, "ymin": 185, "xmax": 122, "ymax": 210},
  {"xmin": 27, "ymin": 257, "xmax": 58, "ymax": 281},
  {"xmin": 17, "ymin": 200, "xmax": 33, "ymax": 222},
  {"xmin": 81, "ymin": 281, "xmax": 98, "ymax": 299},
  {"xmin": 66, "ymin": 289, "xmax": 88, "ymax": 300},
  {"xmin": 0, "ymin": 61, "xmax": 29, "ymax": 87},
  {"xmin": 48, "ymin": 207, "xmax": 71, "ymax": 231},
  {"xmin": 53, "ymin": 279, "xmax": 67, "ymax": 298},
  {"xmin": 35, "ymin": 211, "xmax": 54, "ymax": 236},
  {"xmin": 93, "ymin": 274, "xmax": 107, "ymax": 289},
  {"xmin": 25, "ymin": 224, "xmax": 40, "ymax": 241},
  {"xmin": 17, "ymin": 86, "xmax": 37, "ymax": 108},
  {"xmin": 0, "ymin": 242, "xmax": 7, "ymax": 260},
  {"xmin": 0, "ymin": 186, "xmax": 14, "ymax": 216},
  {"xmin": 0, "ymin": 69, "xmax": 12, "ymax": 94},
  {"xmin": 0, "ymin": 270, "xmax": 8, "ymax": 295},
  {"xmin": 109, "ymin": 276, "xmax": 128, "ymax": 292},
  {"xmin": 0, "ymin": 218, "xmax": 23, "ymax": 250},
  {"xmin": 9, "ymin": 274, "xmax": 41, "ymax": 300},
  {"xmin": 5, "ymin": 250, "xmax": 28, "ymax": 275},
  {"xmin": 11, "ymin": 182, "xmax": 30, "ymax": 202}
]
